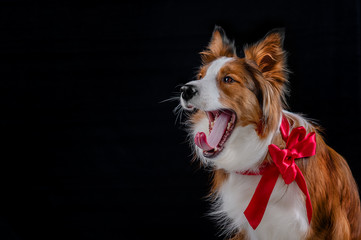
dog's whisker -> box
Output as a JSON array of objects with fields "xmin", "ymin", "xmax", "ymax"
[
  {"xmin": 172, "ymin": 104, "xmax": 181, "ymax": 114},
  {"xmin": 159, "ymin": 96, "xmax": 180, "ymax": 104},
  {"xmin": 174, "ymin": 84, "xmax": 185, "ymax": 89},
  {"xmin": 173, "ymin": 104, "xmax": 185, "ymax": 125}
]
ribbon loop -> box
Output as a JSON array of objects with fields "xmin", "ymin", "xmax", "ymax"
[{"xmin": 241, "ymin": 115, "xmax": 316, "ymax": 230}]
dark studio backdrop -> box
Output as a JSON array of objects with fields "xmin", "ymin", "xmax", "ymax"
[{"xmin": 0, "ymin": 1, "xmax": 360, "ymax": 239}]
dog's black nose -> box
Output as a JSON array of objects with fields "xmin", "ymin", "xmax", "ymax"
[{"xmin": 180, "ymin": 84, "xmax": 198, "ymax": 101}]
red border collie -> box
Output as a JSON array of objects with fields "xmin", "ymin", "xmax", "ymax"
[{"xmin": 179, "ymin": 26, "xmax": 361, "ymax": 239}]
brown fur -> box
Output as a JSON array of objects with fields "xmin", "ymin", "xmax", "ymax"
[
  {"xmin": 303, "ymin": 135, "xmax": 361, "ymax": 239},
  {"xmin": 190, "ymin": 27, "xmax": 361, "ymax": 239}
]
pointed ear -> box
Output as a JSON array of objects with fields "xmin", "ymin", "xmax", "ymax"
[
  {"xmin": 244, "ymin": 29, "xmax": 288, "ymax": 137},
  {"xmin": 200, "ymin": 26, "xmax": 237, "ymax": 64},
  {"xmin": 244, "ymin": 29, "xmax": 288, "ymax": 84}
]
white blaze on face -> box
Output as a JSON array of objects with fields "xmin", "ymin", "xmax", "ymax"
[{"xmin": 181, "ymin": 57, "xmax": 233, "ymax": 111}]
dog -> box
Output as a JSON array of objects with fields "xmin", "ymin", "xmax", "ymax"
[{"xmin": 179, "ymin": 26, "xmax": 361, "ymax": 239}]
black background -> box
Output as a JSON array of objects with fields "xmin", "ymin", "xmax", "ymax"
[{"xmin": 0, "ymin": 1, "xmax": 360, "ymax": 239}]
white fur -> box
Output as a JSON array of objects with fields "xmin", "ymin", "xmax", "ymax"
[
  {"xmin": 215, "ymin": 173, "xmax": 309, "ymax": 240},
  {"xmin": 283, "ymin": 110, "xmax": 313, "ymax": 132},
  {"xmin": 181, "ymin": 57, "xmax": 233, "ymax": 111}
]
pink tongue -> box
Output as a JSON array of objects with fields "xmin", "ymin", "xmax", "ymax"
[{"xmin": 194, "ymin": 112, "xmax": 231, "ymax": 151}]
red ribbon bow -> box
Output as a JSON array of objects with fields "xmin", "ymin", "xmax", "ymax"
[{"xmin": 241, "ymin": 116, "xmax": 316, "ymax": 230}]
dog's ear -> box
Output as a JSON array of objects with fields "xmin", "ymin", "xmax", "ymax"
[
  {"xmin": 200, "ymin": 26, "xmax": 237, "ymax": 64},
  {"xmin": 244, "ymin": 29, "xmax": 288, "ymax": 137},
  {"xmin": 244, "ymin": 29, "xmax": 288, "ymax": 85}
]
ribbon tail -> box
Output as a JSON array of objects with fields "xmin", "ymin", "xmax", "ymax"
[
  {"xmin": 244, "ymin": 167, "xmax": 279, "ymax": 230},
  {"xmin": 295, "ymin": 166, "xmax": 313, "ymax": 224},
  {"xmin": 280, "ymin": 115, "xmax": 290, "ymax": 142}
]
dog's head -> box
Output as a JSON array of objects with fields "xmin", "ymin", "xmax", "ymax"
[{"xmin": 180, "ymin": 26, "xmax": 288, "ymax": 171}]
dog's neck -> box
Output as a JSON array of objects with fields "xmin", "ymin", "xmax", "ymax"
[{"xmin": 210, "ymin": 113, "xmax": 283, "ymax": 173}]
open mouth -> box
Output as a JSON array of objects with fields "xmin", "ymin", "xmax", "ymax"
[{"xmin": 194, "ymin": 109, "xmax": 236, "ymax": 158}]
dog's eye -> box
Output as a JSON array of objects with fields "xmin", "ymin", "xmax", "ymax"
[{"xmin": 223, "ymin": 76, "xmax": 234, "ymax": 83}]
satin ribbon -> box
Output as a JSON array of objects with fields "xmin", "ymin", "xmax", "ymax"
[{"xmin": 239, "ymin": 116, "xmax": 316, "ymax": 230}]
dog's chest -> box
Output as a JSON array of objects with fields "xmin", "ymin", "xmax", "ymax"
[{"xmin": 216, "ymin": 173, "xmax": 310, "ymax": 240}]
